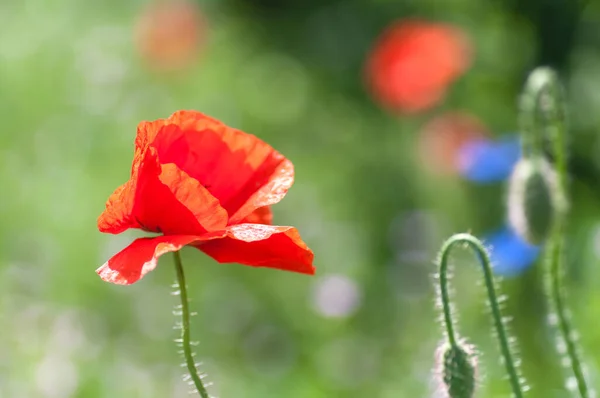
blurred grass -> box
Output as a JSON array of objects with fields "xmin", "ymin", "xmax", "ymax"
[{"xmin": 2, "ymin": 0, "xmax": 600, "ymax": 397}]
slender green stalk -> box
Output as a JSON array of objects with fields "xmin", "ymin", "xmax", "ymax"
[
  {"xmin": 520, "ymin": 67, "xmax": 590, "ymax": 397},
  {"xmin": 173, "ymin": 251, "xmax": 210, "ymax": 398},
  {"xmin": 544, "ymin": 79, "xmax": 589, "ymax": 398},
  {"xmin": 439, "ymin": 249, "xmax": 457, "ymax": 348},
  {"xmin": 438, "ymin": 233, "xmax": 524, "ymax": 398},
  {"xmin": 548, "ymin": 230, "xmax": 589, "ymax": 397}
]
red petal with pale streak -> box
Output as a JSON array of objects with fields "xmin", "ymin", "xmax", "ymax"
[
  {"xmin": 227, "ymin": 159, "xmax": 293, "ymax": 225},
  {"xmin": 198, "ymin": 224, "xmax": 315, "ymax": 275},
  {"xmin": 98, "ymin": 148, "xmax": 228, "ymax": 235},
  {"xmin": 140, "ymin": 110, "xmax": 294, "ymax": 222},
  {"xmin": 239, "ymin": 206, "xmax": 273, "ymax": 225},
  {"xmin": 97, "ymin": 225, "xmax": 314, "ymax": 285},
  {"xmin": 97, "ymin": 233, "xmax": 225, "ymax": 285}
]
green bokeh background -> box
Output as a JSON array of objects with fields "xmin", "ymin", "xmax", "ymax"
[{"xmin": 2, "ymin": 0, "xmax": 600, "ymax": 397}]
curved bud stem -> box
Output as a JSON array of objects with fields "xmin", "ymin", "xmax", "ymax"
[
  {"xmin": 541, "ymin": 72, "xmax": 567, "ymax": 196},
  {"xmin": 438, "ymin": 233, "xmax": 524, "ymax": 398},
  {"xmin": 173, "ymin": 251, "xmax": 210, "ymax": 398},
  {"xmin": 519, "ymin": 67, "xmax": 568, "ymax": 203},
  {"xmin": 519, "ymin": 67, "xmax": 590, "ymax": 397},
  {"xmin": 519, "ymin": 67, "xmax": 557, "ymax": 159}
]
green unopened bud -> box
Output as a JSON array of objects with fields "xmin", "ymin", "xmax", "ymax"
[
  {"xmin": 436, "ymin": 341, "xmax": 478, "ymax": 398},
  {"xmin": 507, "ymin": 156, "xmax": 564, "ymax": 245}
]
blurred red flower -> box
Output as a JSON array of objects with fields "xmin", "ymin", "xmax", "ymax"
[
  {"xmin": 135, "ymin": 1, "xmax": 206, "ymax": 71},
  {"xmin": 417, "ymin": 111, "xmax": 487, "ymax": 176},
  {"xmin": 365, "ymin": 20, "xmax": 472, "ymax": 114},
  {"xmin": 97, "ymin": 110, "xmax": 315, "ymax": 285}
]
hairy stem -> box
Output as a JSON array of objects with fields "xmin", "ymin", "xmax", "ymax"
[
  {"xmin": 523, "ymin": 68, "xmax": 589, "ymax": 397},
  {"xmin": 545, "ymin": 77, "xmax": 589, "ymax": 398},
  {"xmin": 438, "ymin": 233, "xmax": 524, "ymax": 398},
  {"xmin": 173, "ymin": 251, "xmax": 209, "ymax": 398},
  {"xmin": 548, "ymin": 228, "xmax": 589, "ymax": 397}
]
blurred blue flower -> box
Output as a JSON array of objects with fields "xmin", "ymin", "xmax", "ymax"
[
  {"xmin": 457, "ymin": 135, "xmax": 521, "ymax": 183},
  {"xmin": 483, "ymin": 226, "xmax": 541, "ymax": 277},
  {"xmin": 458, "ymin": 134, "xmax": 540, "ymax": 276}
]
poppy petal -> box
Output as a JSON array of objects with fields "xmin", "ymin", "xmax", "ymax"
[
  {"xmin": 97, "ymin": 235, "xmax": 217, "ymax": 285},
  {"xmin": 133, "ymin": 149, "xmax": 228, "ymax": 234},
  {"xmin": 98, "ymin": 182, "xmax": 141, "ymax": 234},
  {"xmin": 198, "ymin": 224, "xmax": 315, "ymax": 275},
  {"xmin": 98, "ymin": 148, "xmax": 228, "ymax": 235},
  {"xmin": 153, "ymin": 162, "xmax": 229, "ymax": 233},
  {"xmin": 142, "ymin": 110, "xmax": 294, "ymax": 220},
  {"xmin": 227, "ymin": 159, "xmax": 293, "ymax": 224},
  {"xmin": 135, "ymin": 110, "xmax": 223, "ymax": 153},
  {"xmin": 239, "ymin": 206, "xmax": 273, "ymax": 225}
]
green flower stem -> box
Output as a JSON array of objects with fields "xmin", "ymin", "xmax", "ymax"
[
  {"xmin": 523, "ymin": 68, "xmax": 591, "ymax": 398},
  {"xmin": 548, "ymin": 230, "xmax": 589, "ymax": 398},
  {"xmin": 173, "ymin": 251, "xmax": 209, "ymax": 398},
  {"xmin": 521, "ymin": 68, "xmax": 590, "ymax": 397},
  {"xmin": 439, "ymin": 233, "xmax": 524, "ymax": 398}
]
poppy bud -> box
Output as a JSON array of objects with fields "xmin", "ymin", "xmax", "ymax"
[
  {"xmin": 436, "ymin": 341, "xmax": 477, "ymax": 398},
  {"xmin": 507, "ymin": 156, "xmax": 564, "ymax": 245}
]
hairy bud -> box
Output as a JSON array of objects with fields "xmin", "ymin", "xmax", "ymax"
[
  {"xmin": 507, "ymin": 156, "xmax": 564, "ymax": 245},
  {"xmin": 436, "ymin": 341, "xmax": 478, "ymax": 398}
]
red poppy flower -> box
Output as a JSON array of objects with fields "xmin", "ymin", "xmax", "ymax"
[
  {"xmin": 365, "ymin": 19, "xmax": 472, "ymax": 114},
  {"xmin": 97, "ymin": 110, "xmax": 315, "ymax": 285}
]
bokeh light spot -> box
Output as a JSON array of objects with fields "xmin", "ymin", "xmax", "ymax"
[
  {"xmin": 458, "ymin": 135, "xmax": 521, "ymax": 183},
  {"xmin": 483, "ymin": 226, "xmax": 540, "ymax": 276},
  {"xmin": 418, "ymin": 112, "xmax": 488, "ymax": 176},
  {"xmin": 312, "ymin": 274, "xmax": 361, "ymax": 318},
  {"xmin": 366, "ymin": 20, "xmax": 472, "ymax": 113},
  {"xmin": 134, "ymin": 0, "xmax": 206, "ymax": 71}
]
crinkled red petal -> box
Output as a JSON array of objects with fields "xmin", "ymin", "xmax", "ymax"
[
  {"xmin": 98, "ymin": 147, "xmax": 228, "ymax": 235},
  {"xmin": 98, "ymin": 224, "xmax": 314, "ymax": 285},
  {"xmin": 138, "ymin": 110, "xmax": 294, "ymax": 223},
  {"xmin": 97, "ymin": 233, "xmax": 225, "ymax": 285},
  {"xmin": 97, "ymin": 182, "xmax": 140, "ymax": 234},
  {"xmin": 239, "ymin": 206, "xmax": 273, "ymax": 225},
  {"xmin": 198, "ymin": 224, "xmax": 315, "ymax": 275}
]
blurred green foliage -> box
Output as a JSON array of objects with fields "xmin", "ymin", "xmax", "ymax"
[{"xmin": 2, "ymin": 0, "xmax": 600, "ymax": 397}]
